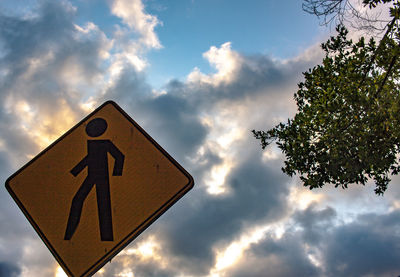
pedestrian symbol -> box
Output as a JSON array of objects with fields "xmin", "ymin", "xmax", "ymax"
[
  {"xmin": 65, "ymin": 118, "xmax": 125, "ymax": 241},
  {"xmin": 5, "ymin": 101, "xmax": 194, "ymax": 277}
]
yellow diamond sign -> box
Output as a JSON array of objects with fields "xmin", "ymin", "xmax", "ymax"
[{"xmin": 5, "ymin": 101, "xmax": 194, "ymax": 277}]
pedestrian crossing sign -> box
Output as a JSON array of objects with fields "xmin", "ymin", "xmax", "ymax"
[{"xmin": 5, "ymin": 101, "xmax": 194, "ymax": 277}]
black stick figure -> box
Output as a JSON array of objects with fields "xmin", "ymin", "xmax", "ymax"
[{"xmin": 64, "ymin": 118, "xmax": 124, "ymax": 241}]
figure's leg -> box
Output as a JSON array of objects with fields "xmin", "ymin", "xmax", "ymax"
[
  {"xmin": 64, "ymin": 177, "xmax": 94, "ymax": 240},
  {"xmin": 96, "ymin": 182, "xmax": 113, "ymax": 241}
]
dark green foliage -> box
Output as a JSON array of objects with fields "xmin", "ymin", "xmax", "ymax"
[{"xmin": 253, "ymin": 2, "xmax": 400, "ymax": 194}]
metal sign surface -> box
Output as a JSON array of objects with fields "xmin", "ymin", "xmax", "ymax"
[{"xmin": 5, "ymin": 101, "xmax": 194, "ymax": 277}]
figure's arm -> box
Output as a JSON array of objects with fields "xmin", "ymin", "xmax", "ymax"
[
  {"xmin": 70, "ymin": 155, "xmax": 88, "ymax": 176},
  {"xmin": 107, "ymin": 141, "xmax": 125, "ymax": 176}
]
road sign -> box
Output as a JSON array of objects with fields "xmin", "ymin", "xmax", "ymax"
[{"xmin": 5, "ymin": 101, "xmax": 194, "ymax": 277}]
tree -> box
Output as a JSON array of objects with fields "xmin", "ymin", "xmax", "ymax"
[
  {"xmin": 302, "ymin": 0, "xmax": 394, "ymax": 32},
  {"xmin": 253, "ymin": 0, "xmax": 400, "ymax": 194}
]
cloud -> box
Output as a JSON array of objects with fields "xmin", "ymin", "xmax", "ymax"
[
  {"xmin": 95, "ymin": 238, "xmax": 178, "ymax": 277},
  {"xmin": 0, "ymin": 1, "xmax": 113, "ymax": 161},
  {"xmin": 151, "ymin": 154, "xmax": 290, "ymax": 276},
  {"xmin": 94, "ymin": 42, "xmax": 321, "ymax": 277},
  {"xmin": 227, "ymin": 233, "xmax": 322, "ymax": 277},
  {"xmin": 0, "ymin": 261, "xmax": 21, "ymax": 277},
  {"xmin": 187, "ymin": 42, "xmax": 242, "ymax": 85},
  {"xmin": 91, "ymin": 41, "xmax": 325, "ymax": 276},
  {"xmin": 2, "ymin": 1, "xmax": 399, "ymax": 277},
  {"xmin": 110, "ymin": 0, "xmax": 162, "ymax": 49},
  {"xmin": 323, "ymin": 211, "xmax": 400, "ymax": 277},
  {"xmin": 294, "ymin": 203, "xmax": 337, "ymax": 245},
  {"xmin": 222, "ymin": 205, "xmax": 400, "ymax": 277},
  {"xmin": 0, "ymin": 2, "xmax": 118, "ymax": 276},
  {"xmin": 183, "ymin": 41, "xmax": 322, "ymax": 102}
]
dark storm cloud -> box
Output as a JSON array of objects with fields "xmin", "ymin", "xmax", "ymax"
[
  {"xmin": 0, "ymin": 261, "xmax": 20, "ymax": 277},
  {"xmin": 139, "ymin": 93, "xmax": 209, "ymax": 158},
  {"xmin": 99, "ymin": 45, "xmax": 322, "ymax": 189},
  {"xmin": 99, "ymin": 65, "xmax": 209, "ymax": 163},
  {"xmin": 294, "ymin": 203, "xmax": 337, "ymax": 245},
  {"xmin": 112, "ymin": 52, "xmax": 315, "ymax": 276},
  {"xmin": 0, "ymin": 110, "xmax": 39, "ymax": 166},
  {"xmin": 0, "ymin": 151, "xmax": 36, "ymax": 270},
  {"xmin": 292, "ymin": 206, "xmax": 400, "ymax": 276},
  {"xmin": 229, "ymin": 233, "xmax": 322, "ymax": 277},
  {"xmin": 102, "ymin": 256, "xmax": 179, "ymax": 277},
  {"xmin": 100, "ymin": 66, "xmax": 153, "ymax": 103},
  {"xmin": 132, "ymin": 263, "xmax": 175, "ymax": 277},
  {"xmin": 148, "ymin": 149, "xmax": 291, "ymax": 276},
  {"xmin": 0, "ymin": 150, "xmax": 23, "ymax": 234},
  {"xmin": 227, "ymin": 205, "xmax": 400, "ymax": 277},
  {"xmin": 97, "ymin": 118, "xmax": 291, "ymax": 277},
  {"xmin": 164, "ymin": 51, "xmax": 321, "ymax": 106},
  {"xmin": 324, "ymin": 211, "xmax": 400, "ymax": 277},
  {"xmin": 293, "ymin": 204, "xmax": 400, "ymax": 276},
  {"xmin": 221, "ymin": 54, "xmax": 312, "ymax": 100},
  {"xmin": 95, "ymin": 37, "xmax": 325, "ymax": 277},
  {"xmin": 293, "ymin": 202, "xmax": 400, "ymax": 277},
  {"xmin": 224, "ymin": 205, "xmax": 331, "ymax": 277}
]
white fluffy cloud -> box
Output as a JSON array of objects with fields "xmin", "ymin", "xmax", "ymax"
[
  {"xmin": 111, "ymin": 0, "xmax": 162, "ymax": 50},
  {"xmin": 187, "ymin": 42, "xmax": 242, "ymax": 85}
]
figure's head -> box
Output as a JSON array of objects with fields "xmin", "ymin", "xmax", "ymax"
[{"xmin": 86, "ymin": 118, "xmax": 107, "ymax": 137}]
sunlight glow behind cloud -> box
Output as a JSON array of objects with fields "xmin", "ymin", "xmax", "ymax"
[
  {"xmin": 14, "ymin": 99, "xmax": 78, "ymax": 151},
  {"xmin": 211, "ymin": 223, "xmax": 287, "ymax": 277},
  {"xmin": 289, "ymin": 185, "xmax": 325, "ymax": 211},
  {"xmin": 55, "ymin": 266, "xmax": 67, "ymax": 277}
]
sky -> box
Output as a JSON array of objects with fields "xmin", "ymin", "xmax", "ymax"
[{"xmin": 0, "ymin": 0, "xmax": 399, "ymax": 277}]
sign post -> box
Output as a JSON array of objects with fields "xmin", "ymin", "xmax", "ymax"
[{"xmin": 5, "ymin": 101, "xmax": 194, "ymax": 277}]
